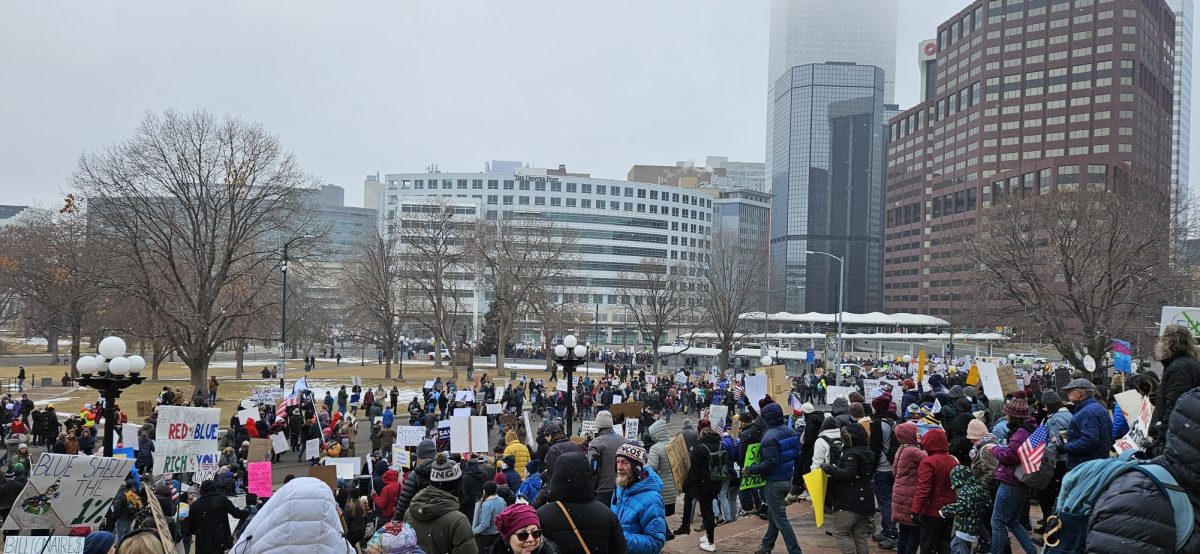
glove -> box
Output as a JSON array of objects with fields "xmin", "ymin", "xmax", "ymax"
[{"xmin": 911, "ymin": 513, "xmax": 922, "ymax": 525}]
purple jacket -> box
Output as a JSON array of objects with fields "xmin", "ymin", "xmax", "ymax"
[{"xmin": 990, "ymin": 426, "xmax": 1030, "ymax": 487}]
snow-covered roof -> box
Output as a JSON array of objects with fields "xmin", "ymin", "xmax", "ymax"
[{"xmin": 739, "ymin": 311, "xmax": 951, "ymax": 327}]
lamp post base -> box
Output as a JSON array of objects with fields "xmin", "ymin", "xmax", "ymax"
[{"xmin": 77, "ymin": 374, "xmax": 146, "ymax": 457}]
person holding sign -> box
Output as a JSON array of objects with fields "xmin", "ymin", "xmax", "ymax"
[{"xmin": 744, "ymin": 401, "xmax": 803, "ymax": 554}]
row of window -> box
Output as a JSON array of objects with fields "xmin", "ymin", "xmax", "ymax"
[{"xmin": 405, "ymin": 178, "xmax": 712, "ymax": 208}]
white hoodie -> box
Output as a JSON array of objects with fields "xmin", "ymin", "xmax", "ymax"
[
  {"xmin": 810, "ymin": 427, "xmax": 845, "ymax": 471},
  {"xmin": 231, "ymin": 477, "xmax": 349, "ymax": 554}
]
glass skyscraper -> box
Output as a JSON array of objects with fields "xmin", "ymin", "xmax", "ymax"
[
  {"xmin": 1168, "ymin": 0, "xmax": 1192, "ymax": 216},
  {"xmin": 770, "ymin": 63, "xmax": 886, "ymax": 314}
]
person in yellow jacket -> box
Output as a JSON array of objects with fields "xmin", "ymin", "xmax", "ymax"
[{"xmin": 502, "ymin": 430, "xmax": 531, "ymax": 478}]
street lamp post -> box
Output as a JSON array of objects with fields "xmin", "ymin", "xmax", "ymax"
[
  {"xmin": 398, "ymin": 336, "xmax": 407, "ymax": 379},
  {"xmin": 553, "ymin": 334, "xmax": 589, "ymax": 437},
  {"xmin": 279, "ymin": 235, "xmax": 310, "ymax": 387},
  {"xmin": 806, "ymin": 250, "xmax": 845, "ymax": 366},
  {"xmin": 75, "ymin": 336, "xmax": 146, "ymax": 457}
]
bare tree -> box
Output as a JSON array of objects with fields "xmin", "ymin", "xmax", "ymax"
[
  {"xmin": 341, "ymin": 226, "xmax": 408, "ymax": 378},
  {"xmin": 616, "ymin": 258, "xmax": 696, "ymax": 372},
  {"xmin": 526, "ymin": 288, "xmax": 593, "ymax": 376},
  {"xmin": 472, "ymin": 215, "xmax": 578, "ymax": 372},
  {"xmin": 75, "ymin": 110, "xmax": 318, "ymax": 395},
  {"xmin": 697, "ymin": 230, "xmax": 761, "ymax": 371},
  {"xmin": 399, "ymin": 200, "xmax": 472, "ymax": 377},
  {"xmin": 962, "ymin": 174, "xmax": 1196, "ymax": 372}
]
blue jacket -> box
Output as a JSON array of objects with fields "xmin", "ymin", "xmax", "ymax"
[
  {"xmin": 1110, "ymin": 403, "xmax": 1128, "ymax": 439},
  {"xmin": 471, "ymin": 495, "xmax": 506, "ymax": 535},
  {"xmin": 381, "ymin": 408, "xmax": 394, "ymax": 428},
  {"xmin": 745, "ymin": 402, "xmax": 801, "ymax": 482},
  {"xmin": 1063, "ymin": 396, "xmax": 1113, "ymax": 468},
  {"xmin": 517, "ymin": 471, "xmax": 542, "ymax": 502},
  {"xmin": 611, "ymin": 466, "xmax": 667, "ymax": 554}
]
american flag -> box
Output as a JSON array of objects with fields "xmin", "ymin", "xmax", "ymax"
[
  {"xmin": 1018, "ymin": 424, "xmax": 1049, "ymax": 474},
  {"xmin": 733, "ymin": 383, "xmax": 744, "ymax": 400},
  {"xmin": 276, "ymin": 394, "xmax": 299, "ymax": 419}
]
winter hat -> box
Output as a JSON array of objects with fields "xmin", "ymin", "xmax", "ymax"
[
  {"xmin": 416, "ymin": 439, "xmax": 436, "ymax": 460},
  {"xmin": 543, "ymin": 422, "xmax": 562, "ymax": 436},
  {"xmin": 4, "ymin": 468, "xmax": 13, "ymax": 479},
  {"xmin": 905, "ymin": 404, "xmax": 922, "ymax": 418},
  {"xmin": 503, "ymin": 455, "xmax": 516, "ymax": 470},
  {"xmin": 962, "ymin": 386, "xmax": 978, "ymax": 399},
  {"xmin": 526, "ymin": 459, "xmax": 540, "ymax": 474},
  {"xmin": 505, "ymin": 430, "xmax": 519, "ymax": 444},
  {"xmin": 595, "ymin": 411, "xmax": 614, "ymax": 430},
  {"xmin": 1064, "ymin": 378, "xmax": 1095, "ymax": 391},
  {"xmin": 493, "ymin": 471, "xmax": 508, "ymax": 485},
  {"xmin": 615, "ymin": 442, "xmax": 648, "ymax": 468},
  {"xmin": 759, "ymin": 394, "xmax": 775, "ymax": 409},
  {"xmin": 801, "ymin": 402, "xmax": 815, "ymax": 414},
  {"xmin": 697, "ymin": 419, "xmax": 712, "ymax": 431},
  {"xmin": 494, "ymin": 503, "xmax": 541, "ymax": 542},
  {"xmin": 871, "ymin": 394, "xmax": 892, "ymax": 415},
  {"xmin": 948, "ymin": 385, "xmax": 964, "ymax": 399},
  {"xmin": 966, "ymin": 418, "xmax": 988, "ymax": 441},
  {"xmin": 429, "ymin": 453, "xmax": 462, "ymax": 486},
  {"xmin": 83, "ymin": 531, "xmax": 116, "ymax": 554},
  {"xmin": 681, "ymin": 418, "xmax": 694, "ymax": 430},
  {"xmin": 1041, "ymin": 390, "xmax": 1062, "ymax": 406},
  {"xmin": 1004, "ymin": 397, "xmax": 1030, "ymax": 420},
  {"xmin": 902, "ymin": 379, "xmax": 915, "ymax": 389}
]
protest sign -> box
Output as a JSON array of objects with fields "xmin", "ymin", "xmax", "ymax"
[
  {"xmin": 247, "ymin": 462, "xmax": 273, "ymax": 498},
  {"xmin": 744, "ymin": 374, "xmax": 768, "ymax": 408},
  {"xmin": 764, "ymin": 364, "xmax": 788, "ymax": 397},
  {"xmin": 324, "ymin": 457, "xmax": 359, "ymax": 480},
  {"xmin": 580, "ymin": 420, "xmax": 597, "ymax": 437},
  {"xmin": 612, "ymin": 395, "xmax": 623, "ymax": 405},
  {"xmin": 803, "ymin": 468, "xmax": 828, "ymax": 527},
  {"xmin": 2, "ymin": 454, "xmax": 134, "ymax": 531},
  {"xmin": 136, "ymin": 400, "xmax": 154, "ymax": 418},
  {"xmin": 523, "ymin": 411, "xmax": 535, "ymax": 447},
  {"xmin": 436, "ymin": 420, "xmax": 451, "ymax": 447},
  {"xmin": 153, "ymin": 406, "xmax": 221, "ymax": 474},
  {"xmin": 270, "ymin": 433, "xmax": 289, "ymax": 455},
  {"xmin": 227, "ymin": 495, "xmax": 246, "ymax": 534},
  {"xmin": 675, "ymin": 372, "xmax": 688, "ymax": 385},
  {"xmin": 453, "ymin": 407, "xmax": 472, "ymax": 418},
  {"xmin": 825, "ymin": 386, "xmax": 856, "ymax": 402},
  {"xmin": 1114, "ymin": 389, "xmax": 1143, "ymax": 423},
  {"xmin": 1114, "ymin": 396, "xmax": 1154, "ymax": 454},
  {"xmin": 395, "ymin": 426, "xmax": 426, "ymax": 447},
  {"xmin": 665, "ymin": 435, "xmax": 690, "ymax": 492},
  {"xmin": 352, "ymin": 376, "xmax": 363, "ymax": 386},
  {"xmin": 121, "ymin": 423, "xmax": 141, "ymax": 449},
  {"xmin": 608, "ymin": 401, "xmax": 643, "ymax": 423},
  {"xmin": 392, "ymin": 445, "xmax": 409, "ymax": 469},
  {"xmin": 997, "ymin": 365, "xmax": 1020, "ymax": 396},
  {"xmin": 556, "ymin": 378, "xmax": 568, "ymax": 393},
  {"xmin": 143, "ymin": 483, "xmax": 179, "ymax": 554},
  {"xmin": 740, "ymin": 443, "xmax": 766, "ymax": 491},
  {"xmin": 236, "ymin": 408, "xmax": 259, "ymax": 425},
  {"xmin": 112, "ymin": 447, "xmax": 134, "ymax": 459},
  {"xmin": 708, "ymin": 405, "xmax": 729, "ymax": 427},
  {"xmin": 624, "ymin": 418, "xmax": 640, "ymax": 440},
  {"xmin": 2, "ymin": 536, "xmax": 84, "ymax": 552},
  {"xmin": 423, "ymin": 380, "xmax": 435, "ymax": 389},
  {"xmin": 248, "ymin": 438, "xmax": 272, "ymax": 463},
  {"xmin": 975, "ymin": 362, "xmax": 1004, "ymax": 400},
  {"xmin": 251, "ymin": 387, "xmax": 282, "ymax": 404},
  {"xmin": 450, "ymin": 416, "xmax": 489, "ymax": 453},
  {"xmin": 304, "ymin": 438, "xmax": 320, "ymax": 460},
  {"xmin": 308, "ymin": 465, "xmax": 338, "ymax": 494},
  {"xmin": 454, "ymin": 390, "xmax": 474, "ymax": 403},
  {"xmin": 191, "ymin": 463, "xmax": 217, "ymax": 485},
  {"xmin": 486, "ymin": 403, "xmax": 502, "ymax": 415}
]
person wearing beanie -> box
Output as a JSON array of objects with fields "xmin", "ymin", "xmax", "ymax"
[
  {"xmin": 491, "ymin": 503, "xmax": 560, "ymax": 554},
  {"xmin": 611, "ymin": 442, "xmax": 667, "ymax": 554},
  {"xmin": 1061, "ymin": 378, "xmax": 1112, "ymax": 469},
  {"xmin": 532, "ymin": 422, "xmax": 582, "ymax": 507},
  {"xmin": 801, "ymin": 402, "xmax": 816, "ymax": 415},
  {"xmin": 681, "ymin": 422, "xmax": 723, "ymax": 551},
  {"xmin": 83, "ymin": 530, "xmax": 116, "ymax": 554},
  {"xmin": 394, "ymin": 439, "xmax": 438, "ymax": 522},
  {"xmin": 517, "ymin": 459, "xmax": 542, "ymax": 503},
  {"xmin": 405, "ymin": 452, "xmax": 475, "ymax": 554},
  {"xmin": 472, "ymin": 481, "xmax": 506, "ymax": 552},
  {"xmin": 501, "ymin": 455, "xmax": 523, "ymax": 493},
  {"xmin": 912, "ymin": 427, "xmax": 958, "ymax": 552},
  {"xmin": 587, "ymin": 410, "xmax": 628, "ymax": 506},
  {"xmin": 988, "ymin": 400, "xmax": 1041, "ymax": 554},
  {"xmin": 537, "ymin": 451, "xmax": 626, "ymax": 554},
  {"xmin": 745, "ymin": 401, "xmax": 803, "ymax": 554},
  {"xmin": 503, "ymin": 429, "xmax": 532, "ymax": 479},
  {"xmin": 868, "ymin": 393, "xmax": 899, "ymax": 549},
  {"xmin": 966, "ymin": 419, "xmax": 989, "ymax": 442}
]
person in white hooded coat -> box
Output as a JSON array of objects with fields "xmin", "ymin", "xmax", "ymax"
[{"xmin": 231, "ymin": 477, "xmax": 350, "ymax": 554}]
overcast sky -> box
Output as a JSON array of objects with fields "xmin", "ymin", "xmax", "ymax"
[{"xmin": 1, "ymin": 1, "xmax": 1189, "ymax": 209}]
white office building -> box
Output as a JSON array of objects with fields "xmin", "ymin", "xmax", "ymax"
[{"xmin": 1168, "ymin": 0, "xmax": 1193, "ymax": 212}]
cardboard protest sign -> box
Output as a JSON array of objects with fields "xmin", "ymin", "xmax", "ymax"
[
  {"xmin": 740, "ymin": 443, "xmax": 766, "ymax": 491},
  {"xmin": 248, "ymin": 438, "xmax": 272, "ymax": 463},
  {"xmin": 270, "ymin": 433, "xmax": 289, "ymax": 455},
  {"xmin": 136, "ymin": 400, "xmax": 154, "ymax": 418},
  {"xmin": 2, "ymin": 454, "xmax": 134, "ymax": 531},
  {"xmin": 304, "ymin": 438, "xmax": 320, "ymax": 460},
  {"xmin": 997, "ymin": 365, "xmax": 1020, "ymax": 396},
  {"xmin": 323, "ymin": 457, "xmax": 359, "ymax": 480},
  {"xmin": 665, "ymin": 435, "xmax": 690, "ymax": 492},
  {"xmin": 1114, "ymin": 396, "xmax": 1154, "ymax": 454},
  {"xmin": 143, "ymin": 483, "xmax": 179, "ymax": 554},
  {"xmin": 450, "ymin": 416, "xmax": 489, "ymax": 453},
  {"xmin": 764, "ymin": 365, "xmax": 789, "ymax": 397},
  {"xmin": 499, "ymin": 415, "xmax": 519, "ymax": 427},
  {"xmin": 247, "ymin": 462, "xmax": 273, "ymax": 498},
  {"xmin": 308, "ymin": 465, "xmax": 338, "ymax": 494},
  {"xmin": 395, "ymin": 426, "xmax": 426, "ymax": 447},
  {"xmin": 825, "ymin": 386, "xmax": 856, "ymax": 402},
  {"xmin": 153, "ymin": 406, "xmax": 221, "ymax": 474},
  {"xmin": 608, "ymin": 401, "xmax": 643, "ymax": 423},
  {"xmin": 2, "ymin": 536, "xmax": 84, "ymax": 552}
]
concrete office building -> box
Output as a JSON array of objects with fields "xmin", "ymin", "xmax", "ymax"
[
  {"xmin": 707, "ymin": 157, "xmax": 768, "ymax": 191},
  {"xmin": 883, "ymin": 0, "xmax": 1176, "ymax": 316},
  {"xmin": 765, "ymin": 0, "xmax": 898, "ymax": 182},
  {"xmin": 1168, "ymin": 0, "xmax": 1193, "ymax": 211},
  {"xmin": 770, "ymin": 63, "xmax": 888, "ymax": 314},
  {"xmin": 371, "ymin": 167, "xmax": 714, "ymax": 345},
  {"xmin": 307, "ymin": 185, "xmax": 378, "ymax": 263}
]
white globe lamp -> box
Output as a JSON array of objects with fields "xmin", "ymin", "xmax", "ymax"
[
  {"xmin": 98, "ymin": 336, "xmax": 127, "ymax": 360},
  {"xmin": 554, "ymin": 344, "xmax": 568, "ymax": 358},
  {"xmin": 563, "ymin": 335, "xmax": 578, "ymax": 349},
  {"xmin": 108, "ymin": 356, "xmax": 130, "ymax": 376},
  {"xmin": 761, "ymin": 355, "xmax": 773, "ymax": 366},
  {"xmin": 76, "ymin": 356, "xmax": 97, "ymax": 375},
  {"xmin": 902, "ymin": 354, "xmax": 913, "ymax": 364},
  {"xmin": 127, "ymin": 355, "xmax": 145, "ymax": 374},
  {"xmin": 573, "ymin": 345, "xmax": 587, "ymax": 358}
]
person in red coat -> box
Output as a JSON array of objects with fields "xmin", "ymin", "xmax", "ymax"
[
  {"xmin": 372, "ymin": 468, "xmax": 402, "ymax": 526},
  {"xmin": 911, "ymin": 427, "xmax": 958, "ymax": 553},
  {"xmin": 892, "ymin": 422, "xmax": 927, "ymax": 554}
]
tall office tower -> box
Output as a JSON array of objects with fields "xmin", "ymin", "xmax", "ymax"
[
  {"xmin": 1167, "ymin": 0, "xmax": 1193, "ymax": 212},
  {"xmin": 765, "ymin": 0, "xmax": 898, "ymax": 188},
  {"xmin": 883, "ymin": 0, "xmax": 1176, "ymax": 317},
  {"xmin": 770, "ymin": 63, "xmax": 887, "ymax": 314}
]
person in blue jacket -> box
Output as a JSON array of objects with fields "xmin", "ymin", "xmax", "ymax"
[
  {"xmin": 1061, "ymin": 378, "xmax": 1113, "ymax": 469},
  {"xmin": 381, "ymin": 406, "xmax": 394, "ymax": 429},
  {"xmin": 610, "ymin": 442, "xmax": 667, "ymax": 554},
  {"xmin": 744, "ymin": 401, "xmax": 803, "ymax": 554}
]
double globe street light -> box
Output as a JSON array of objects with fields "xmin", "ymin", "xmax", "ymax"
[
  {"xmin": 75, "ymin": 336, "xmax": 146, "ymax": 457},
  {"xmin": 552, "ymin": 334, "xmax": 588, "ymax": 436}
]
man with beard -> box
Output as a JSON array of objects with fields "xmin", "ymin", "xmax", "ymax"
[{"xmin": 610, "ymin": 443, "xmax": 667, "ymax": 554}]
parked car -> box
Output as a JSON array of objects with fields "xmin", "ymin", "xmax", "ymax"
[{"xmin": 426, "ymin": 349, "xmax": 451, "ymax": 361}]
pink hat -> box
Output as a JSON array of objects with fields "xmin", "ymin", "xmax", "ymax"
[{"xmin": 494, "ymin": 503, "xmax": 540, "ymax": 541}]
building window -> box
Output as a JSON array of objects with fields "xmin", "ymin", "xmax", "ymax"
[
  {"xmin": 503, "ymin": 180, "xmax": 514, "ymax": 190},
  {"xmin": 566, "ymin": 183, "xmax": 577, "ymax": 193},
  {"xmin": 550, "ymin": 197, "xmax": 561, "ymax": 206},
  {"xmin": 534, "ymin": 197, "xmax": 545, "ymax": 205},
  {"xmin": 566, "ymin": 198, "xmax": 576, "ymax": 207},
  {"xmin": 519, "ymin": 181, "xmax": 530, "ymax": 191},
  {"xmin": 550, "ymin": 181, "xmax": 562, "ymax": 192},
  {"xmin": 518, "ymin": 196, "xmax": 530, "ymax": 205},
  {"xmin": 581, "ymin": 183, "xmax": 592, "ymax": 194},
  {"xmin": 487, "ymin": 195, "xmax": 498, "ymax": 205},
  {"xmin": 488, "ymin": 180, "xmax": 499, "ymax": 189},
  {"xmin": 472, "ymin": 179, "xmax": 483, "ymax": 189},
  {"xmin": 503, "ymin": 195, "xmax": 513, "ymax": 205}
]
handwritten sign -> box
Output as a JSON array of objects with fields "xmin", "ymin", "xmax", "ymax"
[
  {"xmin": 270, "ymin": 433, "xmax": 289, "ymax": 455},
  {"xmin": 739, "ymin": 443, "xmax": 766, "ymax": 491},
  {"xmin": 3, "ymin": 536, "xmax": 84, "ymax": 552},
  {"xmin": 825, "ymin": 386, "xmax": 856, "ymax": 402},
  {"xmin": 251, "ymin": 387, "xmax": 282, "ymax": 404},
  {"xmin": 580, "ymin": 420, "xmax": 597, "ymax": 437},
  {"xmin": 248, "ymin": 438, "xmax": 272, "ymax": 463},
  {"xmin": 305, "ymin": 438, "xmax": 320, "ymax": 460},
  {"xmin": 247, "ymin": 462, "xmax": 273, "ymax": 498},
  {"xmin": 153, "ymin": 406, "xmax": 221, "ymax": 475},
  {"xmin": 121, "ymin": 423, "xmax": 141, "ymax": 449},
  {"xmin": 1114, "ymin": 396, "xmax": 1154, "ymax": 454},
  {"xmin": 2, "ymin": 454, "xmax": 134, "ymax": 531},
  {"xmin": 486, "ymin": 403, "xmax": 502, "ymax": 415},
  {"xmin": 391, "ymin": 446, "xmax": 410, "ymax": 470},
  {"xmin": 450, "ymin": 416, "xmax": 489, "ymax": 453},
  {"xmin": 396, "ymin": 426, "xmax": 426, "ymax": 447},
  {"xmin": 624, "ymin": 418, "xmax": 640, "ymax": 440}
]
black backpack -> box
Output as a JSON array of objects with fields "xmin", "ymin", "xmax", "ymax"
[
  {"xmin": 820, "ymin": 435, "xmax": 844, "ymax": 467},
  {"xmin": 706, "ymin": 444, "xmax": 730, "ymax": 482}
]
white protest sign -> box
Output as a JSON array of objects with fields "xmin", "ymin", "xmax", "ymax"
[
  {"xmin": 423, "ymin": 380, "xmax": 435, "ymax": 389},
  {"xmin": 1114, "ymin": 389, "xmax": 1143, "ymax": 424},
  {"xmin": 122, "ymin": 423, "xmax": 141, "ymax": 449},
  {"xmin": 2, "ymin": 454, "xmax": 134, "ymax": 531},
  {"xmin": 450, "ymin": 416, "xmax": 489, "ymax": 453},
  {"xmin": 523, "ymin": 410, "xmax": 536, "ymax": 447},
  {"xmin": 612, "ymin": 395, "xmax": 623, "ymax": 404},
  {"xmin": 556, "ymin": 378, "xmax": 568, "ymax": 393},
  {"xmin": 825, "ymin": 386, "xmax": 856, "ymax": 402},
  {"xmin": 270, "ymin": 433, "xmax": 289, "ymax": 455},
  {"xmin": 453, "ymin": 407, "xmax": 472, "ymax": 418},
  {"xmin": 613, "ymin": 423, "xmax": 624, "ymax": 438},
  {"xmin": 236, "ymin": 408, "xmax": 259, "ymax": 425},
  {"xmin": 191, "ymin": 463, "xmax": 217, "ymax": 485},
  {"xmin": 624, "ymin": 419, "xmax": 640, "ymax": 440},
  {"xmin": 454, "ymin": 390, "xmax": 475, "ymax": 403},
  {"xmin": 227, "ymin": 495, "xmax": 245, "ymax": 535},
  {"xmin": 744, "ymin": 374, "xmax": 768, "ymax": 408},
  {"xmin": 392, "ymin": 446, "xmax": 410, "ymax": 470},
  {"xmin": 486, "ymin": 403, "xmax": 502, "ymax": 415},
  {"xmin": 153, "ymin": 406, "xmax": 221, "ymax": 474},
  {"xmin": 708, "ymin": 405, "xmax": 729, "ymax": 426},
  {"xmin": 975, "ymin": 362, "xmax": 1003, "ymax": 401},
  {"xmin": 251, "ymin": 387, "xmax": 282, "ymax": 404},
  {"xmin": 580, "ymin": 420, "xmax": 597, "ymax": 437},
  {"xmin": 1114, "ymin": 396, "xmax": 1154, "ymax": 454},
  {"xmin": 305, "ymin": 438, "xmax": 321, "ymax": 460},
  {"xmin": 3, "ymin": 536, "xmax": 84, "ymax": 552},
  {"xmin": 396, "ymin": 426, "xmax": 426, "ymax": 447},
  {"xmin": 352, "ymin": 376, "xmax": 363, "ymax": 386},
  {"xmin": 323, "ymin": 457, "xmax": 360, "ymax": 480},
  {"xmin": 675, "ymin": 372, "xmax": 688, "ymax": 385}
]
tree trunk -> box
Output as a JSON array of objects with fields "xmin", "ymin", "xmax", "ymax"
[
  {"xmin": 235, "ymin": 339, "xmax": 245, "ymax": 380},
  {"xmin": 651, "ymin": 337, "xmax": 660, "ymax": 374},
  {"xmin": 384, "ymin": 348, "xmax": 393, "ymax": 380},
  {"xmin": 189, "ymin": 352, "xmax": 211, "ymax": 398},
  {"xmin": 433, "ymin": 338, "xmax": 443, "ymax": 368},
  {"xmin": 151, "ymin": 342, "xmax": 163, "ymax": 380},
  {"xmin": 450, "ymin": 345, "xmax": 458, "ymax": 380},
  {"xmin": 70, "ymin": 329, "xmax": 81, "ymax": 378},
  {"xmin": 719, "ymin": 340, "xmax": 731, "ymax": 372}
]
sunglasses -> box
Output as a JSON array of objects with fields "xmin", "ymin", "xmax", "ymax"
[{"xmin": 514, "ymin": 529, "xmax": 543, "ymax": 542}]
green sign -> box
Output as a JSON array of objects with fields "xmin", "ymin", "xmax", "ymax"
[{"xmin": 739, "ymin": 443, "xmax": 765, "ymax": 491}]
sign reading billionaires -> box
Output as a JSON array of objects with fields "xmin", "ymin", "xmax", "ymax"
[{"xmin": 153, "ymin": 406, "xmax": 221, "ymax": 474}]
